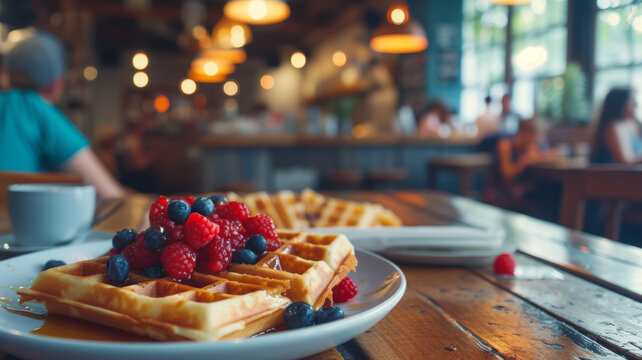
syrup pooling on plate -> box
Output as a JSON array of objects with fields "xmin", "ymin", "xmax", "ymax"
[
  {"xmin": 362, "ymin": 272, "xmax": 401, "ymax": 297},
  {"xmin": 32, "ymin": 314, "xmax": 155, "ymax": 342}
]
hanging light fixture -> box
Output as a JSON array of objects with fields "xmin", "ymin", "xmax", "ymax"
[
  {"xmin": 188, "ymin": 70, "xmax": 228, "ymax": 83},
  {"xmin": 191, "ymin": 58, "xmax": 236, "ymax": 76},
  {"xmin": 370, "ymin": 2, "xmax": 428, "ymax": 54},
  {"xmin": 223, "ymin": 0, "xmax": 290, "ymax": 25},
  {"xmin": 490, "ymin": 0, "xmax": 531, "ymax": 4}
]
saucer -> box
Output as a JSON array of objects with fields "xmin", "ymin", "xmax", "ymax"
[{"xmin": 0, "ymin": 231, "xmax": 112, "ymax": 256}]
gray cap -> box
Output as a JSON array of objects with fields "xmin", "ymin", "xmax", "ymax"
[{"xmin": 6, "ymin": 31, "xmax": 66, "ymax": 89}]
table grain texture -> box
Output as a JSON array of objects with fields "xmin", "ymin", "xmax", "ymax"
[{"xmin": 3, "ymin": 191, "xmax": 641, "ymax": 360}]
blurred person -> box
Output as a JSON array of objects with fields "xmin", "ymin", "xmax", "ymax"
[
  {"xmin": 0, "ymin": 31, "xmax": 126, "ymax": 200},
  {"xmin": 500, "ymin": 94, "xmax": 520, "ymax": 135},
  {"xmin": 417, "ymin": 100, "xmax": 453, "ymax": 136},
  {"xmin": 476, "ymin": 95, "xmax": 500, "ymax": 137},
  {"xmin": 590, "ymin": 87, "xmax": 642, "ymax": 164}
]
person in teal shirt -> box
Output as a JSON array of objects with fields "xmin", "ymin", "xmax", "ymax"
[{"xmin": 1, "ymin": 31, "xmax": 125, "ymax": 199}]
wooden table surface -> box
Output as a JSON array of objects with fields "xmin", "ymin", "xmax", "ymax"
[{"xmin": 3, "ymin": 191, "xmax": 642, "ymax": 360}]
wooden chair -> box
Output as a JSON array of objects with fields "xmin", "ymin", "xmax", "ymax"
[
  {"xmin": 559, "ymin": 166, "xmax": 642, "ymax": 240},
  {"xmin": 0, "ymin": 171, "xmax": 83, "ymax": 211}
]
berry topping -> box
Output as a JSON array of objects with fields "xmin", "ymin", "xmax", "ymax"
[
  {"xmin": 283, "ymin": 302, "xmax": 315, "ymax": 329},
  {"xmin": 184, "ymin": 213, "xmax": 219, "ymax": 249},
  {"xmin": 215, "ymin": 201, "xmax": 250, "ymax": 221},
  {"xmin": 112, "ymin": 228, "xmax": 137, "ymax": 251},
  {"xmin": 315, "ymin": 306, "xmax": 344, "ymax": 325},
  {"xmin": 191, "ymin": 197, "xmax": 215, "ymax": 216},
  {"xmin": 209, "ymin": 195, "xmax": 228, "ymax": 205},
  {"xmin": 169, "ymin": 224, "xmax": 184, "ymax": 243},
  {"xmin": 332, "ymin": 277, "xmax": 357, "ymax": 303},
  {"xmin": 167, "ymin": 200, "xmax": 190, "ymax": 224},
  {"xmin": 199, "ymin": 234, "xmax": 232, "ymax": 272},
  {"xmin": 171, "ymin": 196, "xmax": 195, "ymax": 206},
  {"xmin": 149, "ymin": 196, "xmax": 169, "ymax": 227},
  {"xmin": 232, "ymin": 249, "xmax": 258, "ymax": 265},
  {"xmin": 122, "ymin": 236, "xmax": 160, "ymax": 270},
  {"xmin": 493, "ymin": 253, "xmax": 516, "ymax": 275},
  {"xmin": 214, "ymin": 219, "xmax": 247, "ymax": 251},
  {"xmin": 143, "ymin": 226, "xmax": 169, "ymax": 250},
  {"xmin": 108, "ymin": 249, "xmax": 120, "ymax": 256},
  {"xmin": 160, "ymin": 242, "xmax": 196, "ymax": 279},
  {"xmin": 243, "ymin": 215, "xmax": 280, "ymax": 251},
  {"xmin": 140, "ymin": 264, "xmax": 167, "ymax": 279},
  {"xmin": 246, "ymin": 234, "xmax": 267, "ymax": 255},
  {"xmin": 43, "ymin": 260, "xmax": 66, "ymax": 271},
  {"xmin": 106, "ymin": 255, "xmax": 130, "ymax": 283}
]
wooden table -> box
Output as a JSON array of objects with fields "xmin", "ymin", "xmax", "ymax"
[
  {"xmin": 3, "ymin": 191, "xmax": 642, "ymax": 360},
  {"xmin": 426, "ymin": 153, "xmax": 494, "ymax": 196}
]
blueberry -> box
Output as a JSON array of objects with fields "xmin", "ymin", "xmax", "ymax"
[
  {"xmin": 191, "ymin": 197, "xmax": 214, "ymax": 216},
  {"xmin": 112, "ymin": 228, "xmax": 137, "ymax": 251},
  {"xmin": 140, "ymin": 264, "xmax": 167, "ymax": 278},
  {"xmin": 144, "ymin": 226, "xmax": 169, "ymax": 250},
  {"xmin": 43, "ymin": 260, "xmax": 66, "ymax": 271},
  {"xmin": 106, "ymin": 255, "xmax": 130, "ymax": 282},
  {"xmin": 246, "ymin": 235, "xmax": 267, "ymax": 255},
  {"xmin": 209, "ymin": 195, "xmax": 228, "ymax": 206},
  {"xmin": 167, "ymin": 200, "xmax": 191, "ymax": 224},
  {"xmin": 314, "ymin": 306, "xmax": 344, "ymax": 324},
  {"xmin": 283, "ymin": 302, "xmax": 315, "ymax": 329},
  {"xmin": 232, "ymin": 249, "xmax": 258, "ymax": 265}
]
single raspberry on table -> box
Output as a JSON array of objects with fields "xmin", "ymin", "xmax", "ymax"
[
  {"xmin": 122, "ymin": 236, "xmax": 160, "ymax": 270},
  {"xmin": 214, "ymin": 201, "xmax": 250, "ymax": 221},
  {"xmin": 183, "ymin": 213, "xmax": 219, "ymax": 249},
  {"xmin": 332, "ymin": 277, "xmax": 357, "ymax": 303},
  {"xmin": 171, "ymin": 195, "xmax": 195, "ymax": 206},
  {"xmin": 160, "ymin": 242, "xmax": 197, "ymax": 279},
  {"xmin": 243, "ymin": 215, "xmax": 280, "ymax": 251},
  {"xmin": 198, "ymin": 235, "xmax": 233, "ymax": 272},
  {"xmin": 149, "ymin": 196, "xmax": 169, "ymax": 227},
  {"xmin": 214, "ymin": 219, "xmax": 247, "ymax": 251},
  {"xmin": 493, "ymin": 253, "xmax": 516, "ymax": 275}
]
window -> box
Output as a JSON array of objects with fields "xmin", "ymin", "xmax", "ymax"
[
  {"xmin": 460, "ymin": 0, "xmax": 508, "ymax": 122},
  {"xmin": 594, "ymin": 0, "xmax": 642, "ymax": 119}
]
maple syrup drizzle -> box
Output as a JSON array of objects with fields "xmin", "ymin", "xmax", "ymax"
[{"xmin": 31, "ymin": 314, "xmax": 155, "ymax": 342}]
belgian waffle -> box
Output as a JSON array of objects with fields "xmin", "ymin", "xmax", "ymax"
[
  {"xmin": 227, "ymin": 189, "xmax": 402, "ymax": 229},
  {"xmin": 17, "ymin": 230, "xmax": 356, "ymax": 342}
]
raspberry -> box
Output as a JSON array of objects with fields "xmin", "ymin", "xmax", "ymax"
[
  {"xmin": 493, "ymin": 253, "xmax": 516, "ymax": 275},
  {"xmin": 199, "ymin": 235, "xmax": 232, "ymax": 272},
  {"xmin": 332, "ymin": 277, "xmax": 357, "ymax": 303},
  {"xmin": 215, "ymin": 201, "xmax": 250, "ymax": 221},
  {"xmin": 108, "ymin": 248, "xmax": 120, "ymax": 256},
  {"xmin": 214, "ymin": 219, "xmax": 247, "ymax": 251},
  {"xmin": 149, "ymin": 196, "xmax": 169, "ymax": 227},
  {"xmin": 171, "ymin": 195, "xmax": 195, "ymax": 206},
  {"xmin": 160, "ymin": 242, "xmax": 196, "ymax": 279},
  {"xmin": 243, "ymin": 215, "xmax": 280, "ymax": 251},
  {"xmin": 184, "ymin": 213, "xmax": 219, "ymax": 249},
  {"xmin": 170, "ymin": 224, "xmax": 184, "ymax": 243},
  {"xmin": 122, "ymin": 236, "xmax": 160, "ymax": 270}
]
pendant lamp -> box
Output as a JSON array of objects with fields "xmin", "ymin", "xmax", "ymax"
[
  {"xmin": 490, "ymin": 0, "xmax": 531, "ymax": 4},
  {"xmin": 188, "ymin": 70, "xmax": 228, "ymax": 83},
  {"xmin": 223, "ymin": 0, "xmax": 290, "ymax": 25},
  {"xmin": 191, "ymin": 58, "xmax": 236, "ymax": 77},
  {"xmin": 370, "ymin": 2, "xmax": 428, "ymax": 54}
]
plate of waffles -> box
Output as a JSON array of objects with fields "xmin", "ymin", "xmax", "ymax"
[{"xmin": 0, "ymin": 235, "xmax": 406, "ymax": 360}]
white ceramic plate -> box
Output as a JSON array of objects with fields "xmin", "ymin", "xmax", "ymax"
[
  {"xmin": 0, "ymin": 242, "xmax": 406, "ymax": 360},
  {"xmin": 0, "ymin": 231, "xmax": 112, "ymax": 256}
]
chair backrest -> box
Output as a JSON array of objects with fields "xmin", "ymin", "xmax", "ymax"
[
  {"xmin": 0, "ymin": 171, "xmax": 83, "ymax": 212},
  {"xmin": 559, "ymin": 166, "xmax": 642, "ymax": 238}
]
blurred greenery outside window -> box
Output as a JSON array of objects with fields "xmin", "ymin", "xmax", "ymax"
[{"xmin": 594, "ymin": 0, "xmax": 642, "ymax": 120}]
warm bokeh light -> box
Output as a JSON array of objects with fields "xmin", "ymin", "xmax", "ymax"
[
  {"xmin": 370, "ymin": 34, "xmax": 428, "ymax": 54},
  {"xmin": 230, "ymin": 25, "xmax": 247, "ymax": 47},
  {"xmin": 390, "ymin": 8, "xmax": 406, "ymax": 25},
  {"xmin": 224, "ymin": 0, "xmax": 290, "ymax": 25},
  {"xmin": 260, "ymin": 74, "xmax": 275, "ymax": 89},
  {"xmin": 212, "ymin": 18, "xmax": 252, "ymax": 49},
  {"xmin": 133, "ymin": 71, "xmax": 149, "ymax": 88},
  {"xmin": 224, "ymin": 98, "xmax": 238, "ymax": 111},
  {"xmin": 223, "ymin": 80, "xmax": 239, "ymax": 96},
  {"xmin": 83, "ymin": 66, "xmax": 98, "ymax": 81},
  {"xmin": 203, "ymin": 48, "xmax": 247, "ymax": 64},
  {"xmin": 332, "ymin": 51, "xmax": 347, "ymax": 67},
  {"xmin": 341, "ymin": 67, "xmax": 360, "ymax": 86},
  {"xmin": 290, "ymin": 51, "xmax": 306, "ymax": 68},
  {"xmin": 193, "ymin": 94, "xmax": 208, "ymax": 107},
  {"xmin": 132, "ymin": 53, "xmax": 149, "ymax": 70},
  {"xmin": 192, "ymin": 25, "xmax": 207, "ymax": 39},
  {"xmin": 204, "ymin": 61, "xmax": 220, "ymax": 76},
  {"xmin": 180, "ymin": 78, "xmax": 198, "ymax": 95},
  {"xmin": 606, "ymin": 12, "xmax": 620, "ymax": 26},
  {"xmin": 154, "ymin": 95, "xmax": 170, "ymax": 113},
  {"xmin": 514, "ymin": 46, "xmax": 548, "ymax": 70}
]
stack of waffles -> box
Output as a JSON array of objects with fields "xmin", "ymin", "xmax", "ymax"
[
  {"xmin": 17, "ymin": 230, "xmax": 357, "ymax": 342},
  {"xmin": 226, "ymin": 189, "xmax": 402, "ymax": 229}
]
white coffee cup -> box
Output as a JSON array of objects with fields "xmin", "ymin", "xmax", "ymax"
[{"xmin": 8, "ymin": 184, "xmax": 96, "ymax": 247}]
